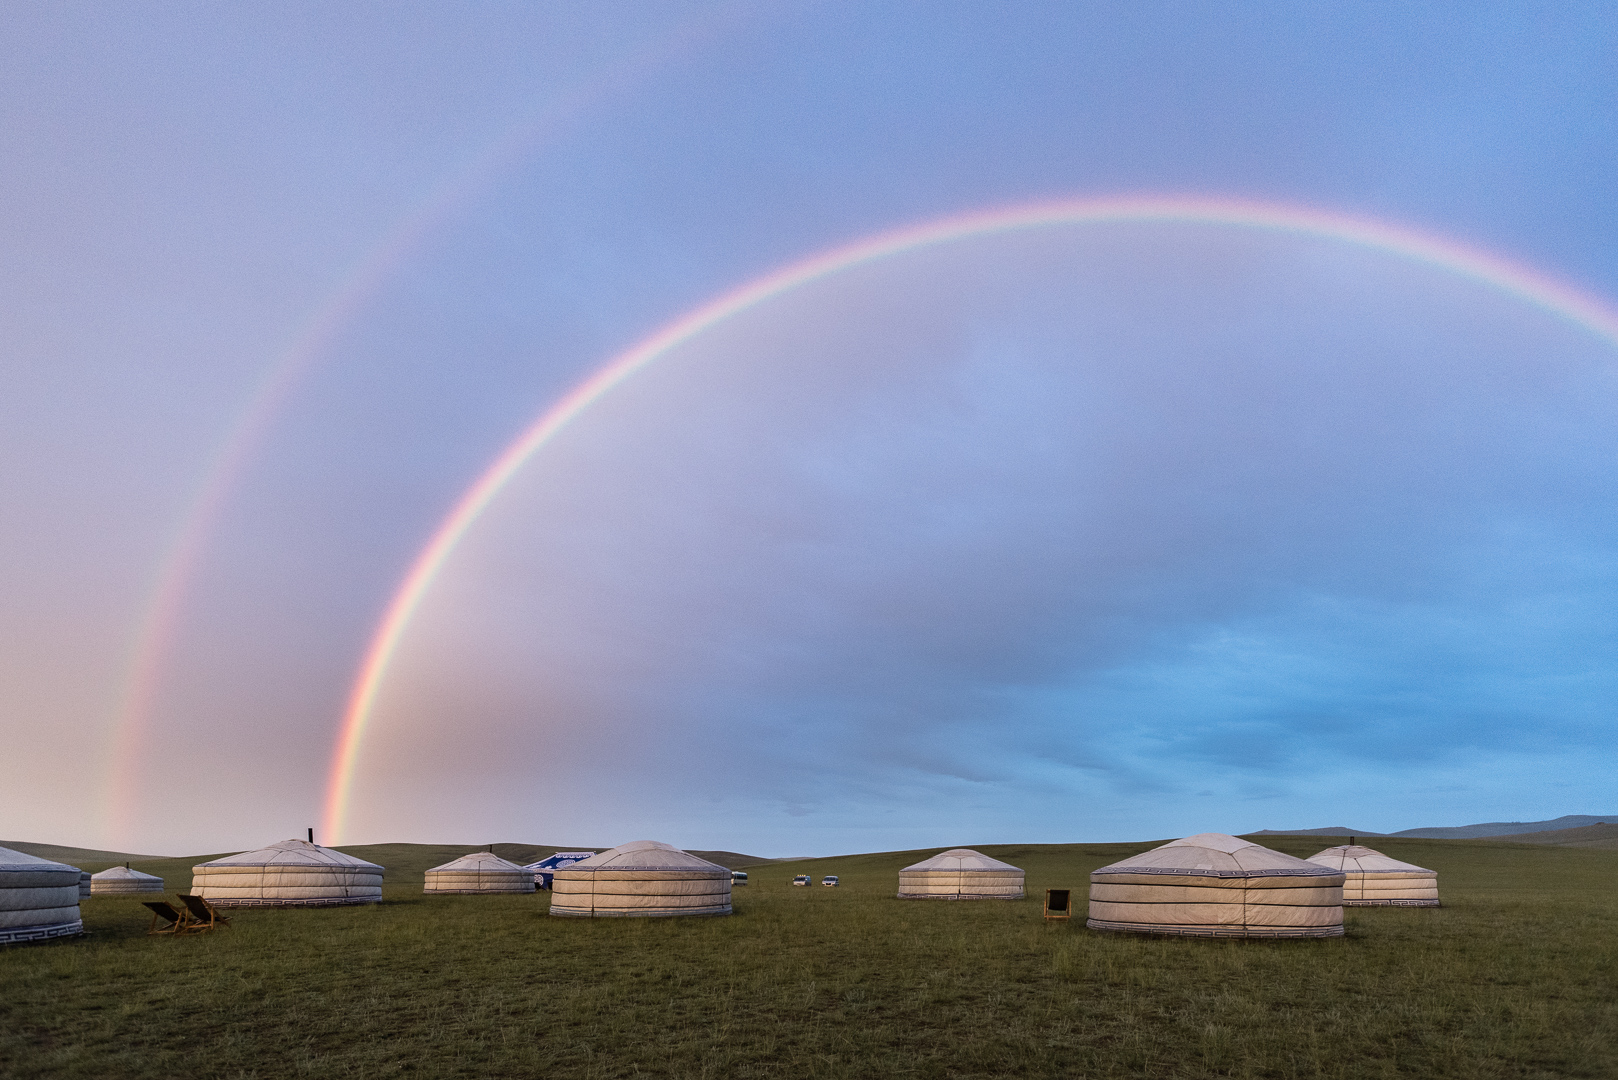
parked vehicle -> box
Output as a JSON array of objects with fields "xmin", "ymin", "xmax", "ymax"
[
  {"xmin": 821, "ymin": 876, "xmax": 839, "ymax": 887},
  {"xmin": 731, "ymin": 870, "xmax": 748, "ymax": 885},
  {"xmin": 792, "ymin": 874, "xmax": 812, "ymax": 886}
]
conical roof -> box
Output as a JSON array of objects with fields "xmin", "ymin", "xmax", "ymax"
[
  {"xmin": 90, "ymin": 865, "xmax": 163, "ymax": 883},
  {"xmin": 1094, "ymin": 833, "xmax": 1338, "ymax": 878},
  {"xmin": 901, "ymin": 848, "xmax": 1022, "ymax": 873},
  {"xmin": 566, "ymin": 841, "xmax": 727, "ymax": 872},
  {"xmin": 427, "ymin": 851, "xmax": 526, "ymax": 873},
  {"xmin": 194, "ymin": 838, "xmax": 382, "ymax": 871},
  {"xmin": 1306, "ymin": 844, "xmax": 1434, "ymax": 875},
  {"xmin": 0, "ymin": 845, "xmax": 80, "ymax": 875}
]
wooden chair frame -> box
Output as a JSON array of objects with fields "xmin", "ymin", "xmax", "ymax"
[
  {"xmin": 143, "ymin": 900, "xmax": 186, "ymax": 936},
  {"xmin": 176, "ymin": 894, "xmax": 231, "ymax": 932}
]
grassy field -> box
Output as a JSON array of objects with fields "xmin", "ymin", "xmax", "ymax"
[{"xmin": 2, "ymin": 836, "xmax": 1615, "ymax": 1078}]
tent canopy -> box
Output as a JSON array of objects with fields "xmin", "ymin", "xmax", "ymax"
[{"xmin": 525, "ymin": 852, "xmax": 597, "ymax": 871}]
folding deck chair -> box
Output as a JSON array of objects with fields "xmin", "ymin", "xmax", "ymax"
[
  {"xmin": 176, "ymin": 894, "xmax": 231, "ymax": 932},
  {"xmin": 143, "ymin": 900, "xmax": 186, "ymax": 935},
  {"xmin": 1044, "ymin": 888, "xmax": 1072, "ymax": 920}
]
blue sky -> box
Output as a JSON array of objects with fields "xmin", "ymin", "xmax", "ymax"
[{"xmin": 2, "ymin": 3, "xmax": 1616, "ymax": 854}]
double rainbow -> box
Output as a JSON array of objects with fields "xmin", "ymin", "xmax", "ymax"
[{"xmin": 321, "ymin": 194, "xmax": 1618, "ymax": 843}]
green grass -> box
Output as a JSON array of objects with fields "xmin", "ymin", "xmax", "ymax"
[{"xmin": 3, "ymin": 838, "xmax": 1615, "ymax": 1078}]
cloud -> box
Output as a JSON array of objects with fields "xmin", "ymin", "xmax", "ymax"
[{"xmin": 351, "ymin": 221, "xmax": 1618, "ymax": 849}]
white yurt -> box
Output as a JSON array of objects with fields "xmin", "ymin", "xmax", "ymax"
[
  {"xmin": 550, "ymin": 841, "xmax": 731, "ymax": 918},
  {"xmin": 191, "ymin": 838, "xmax": 384, "ymax": 907},
  {"xmin": 78, "ymin": 871, "xmax": 92, "ymax": 900},
  {"xmin": 424, "ymin": 851, "xmax": 536, "ymax": 894},
  {"xmin": 1088, "ymin": 833, "xmax": 1345, "ymax": 939},
  {"xmin": 90, "ymin": 865, "xmax": 165, "ymax": 896},
  {"xmin": 1306, "ymin": 844, "xmax": 1439, "ymax": 906},
  {"xmin": 897, "ymin": 848, "xmax": 1025, "ymax": 899},
  {"xmin": 0, "ymin": 845, "xmax": 83, "ymax": 946}
]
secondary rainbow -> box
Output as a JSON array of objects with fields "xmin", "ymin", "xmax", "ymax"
[
  {"xmin": 321, "ymin": 193, "xmax": 1618, "ymax": 843},
  {"xmin": 96, "ymin": 19, "xmax": 719, "ymax": 847}
]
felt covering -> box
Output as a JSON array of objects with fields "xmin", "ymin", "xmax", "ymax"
[
  {"xmin": 1088, "ymin": 833, "xmax": 1345, "ymax": 938},
  {"xmin": 1307, "ymin": 844, "xmax": 1439, "ymax": 906},
  {"xmin": 424, "ymin": 850, "xmax": 536, "ymax": 894},
  {"xmin": 90, "ymin": 865, "xmax": 165, "ymax": 895},
  {"xmin": 550, "ymin": 841, "xmax": 731, "ymax": 918},
  {"xmin": 0, "ymin": 845, "xmax": 83, "ymax": 945},
  {"xmin": 897, "ymin": 848, "xmax": 1025, "ymax": 899},
  {"xmin": 191, "ymin": 838, "xmax": 383, "ymax": 907}
]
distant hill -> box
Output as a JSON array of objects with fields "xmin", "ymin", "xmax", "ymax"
[
  {"xmin": 1252, "ymin": 815, "xmax": 1617, "ymax": 841},
  {"xmin": 1453, "ymin": 822, "xmax": 1618, "ymax": 848},
  {"xmin": 1390, "ymin": 815, "xmax": 1617, "ymax": 839},
  {"xmin": 1249, "ymin": 827, "xmax": 1384, "ymax": 837},
  {"xmin": 687, "ymin": 850, "xmax": 782, "ymax": 868},
  {"xmin": 0, "ymin": 840, "xmax": 171, "ymax": 864}
]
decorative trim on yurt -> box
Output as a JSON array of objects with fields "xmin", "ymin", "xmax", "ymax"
[
  {"xmin": 1088, "ymin": 833, "xmax": 1344, "ymax": 939},
  {"xmin": 424, "ymin": 851, "xmax": 536, "ymax": 894},
  {"xmin": 1306, "ymin": 845, "xmax": 1439, "ymax": 906},
  {"xmin": 191, "ymin": 839, "xmax": 384, "ymax": 907},
  {"xmin": 90, "ymin": 865, "xmax": 165, "ymax": 896},
  {"xmin": 550, "ymin": 841, "xmax": 731, "ymax": 918},
  {"xmin": 0, "ymin": 845, "xmax": 83, "ymax": 946},
  {"xmin": 897, "ymin": 848, "xmax": 1025, "ymax": 899}
]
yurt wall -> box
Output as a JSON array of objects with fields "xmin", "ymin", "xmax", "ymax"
[
  {"xmin": 1088, "ymin": 833, "xmax": 1344, "ymax": 939},
  {"xmin": 191, "ymin": 838, "xmax": 383, "ymax": 907},
  {"xmin": 424, "ymin": 851, "xmax": 536, "ymax": 894},
  {"xmin": 0, "ymin": 845, "xmax": 83, "ymax": 946},
  {"xmin": 89, "ymin": 865, "xmax": 165, "ymax": 896},
  {"xmin": 551, "ymin": 841, "xmax": 731, "ymax": 918},
  {"xmin": 1306, "ymin": 845, "xmax": 1440, "ymax": 906},
  {"xmin": 897, "ymin": 848, "xmax": 1025, "ymax": 899}
]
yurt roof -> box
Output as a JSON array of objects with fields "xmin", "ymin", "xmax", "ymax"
[
  {"xmin": 1306, "ymin": 845, "xmax": 1434, "ymax": 874},
  {"xmin": 194, "ymin": 838, "xmax": 383, "ymax": 871},
  {"xmin": 567, "ymin": 841, "xmax": 726, "ymax": 872},
  {"xmin": 90, "ymin": 865, "xmax": 163, "ymax": 882},
  {"xmin": 0, "ymin": 844, "xmax": 79, "ymax": 874},
  {"xmin": 901, "ymin": 848, "xmax": 1022, "ymax": 873},
  {"xmin": 1095, "ymin": 833, "xmax": 1337, "ymax": 878},
  {"xmin": 427, "ymin": 851, "xmax": 526, "ymax": 873}
]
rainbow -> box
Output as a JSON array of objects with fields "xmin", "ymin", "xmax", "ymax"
[
  {"xmin": 320, "ymin": 194, "xmax": 1618, "ymax": 843},
  {"xmin": 97, "ymin": 18, "xmax": 726, "ymax": 847}
]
